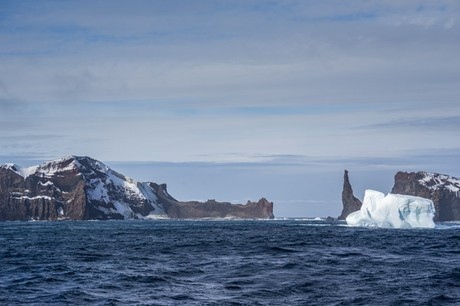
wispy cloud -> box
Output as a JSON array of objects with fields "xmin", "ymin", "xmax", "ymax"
[{"xmin": 359, "ymin": 116, "xmax": 460, "ymax": 130}]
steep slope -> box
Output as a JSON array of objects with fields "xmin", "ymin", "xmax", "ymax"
[
  {"xmin": 0, "ymin": 156, "xmax": 274, "ymax": 220},
  {"xmin": 391, "ymin": 171, "xmax": 460, "ymax": 221}
]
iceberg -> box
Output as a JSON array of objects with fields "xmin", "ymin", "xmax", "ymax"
[{"xmin": 346, "ymin": 190, "xmax": 435, "ymax": 228}]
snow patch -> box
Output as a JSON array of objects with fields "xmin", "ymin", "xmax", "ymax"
[
  {"xmin": 85, "ymin": 169, "xmax": 165, "ymax": 217},
  {"xmin": 138, "ymin": 183, "xmax": 164, "ymax": 214},
  {"xmin": 108, "ymin": 171, "xmax": 145, "ymax": 200},
  {"xmin": 36, "ymin": 158, "xmax": 79, "ymax": 178},
  {"xmin": 143, "ymin": 213, "xmax": 169, "ymax": 220},
  {"xmin": 346, "ymin": 190, "xmax": 435, "ymax": 229},
  {"xmin": 113, "ymin": 201, "xmax": 134, "ymax": 219},
  {"xmin": 87, "ymin": 178, "xmax": 110, "ymax": 203},
  {"xmin": 418, "ymin": 172, "xmax": 460, "ymax": 194},
  {"xmin": 12, "ymin": 195, "xmax": 53, "ymax": 201}
]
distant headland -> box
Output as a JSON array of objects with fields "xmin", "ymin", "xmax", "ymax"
[{"xmin": 0, "ymin": 156, "xmax": 274, "ymax": 221}]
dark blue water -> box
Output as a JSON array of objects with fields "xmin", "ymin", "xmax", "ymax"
[{"xmin": 0, "ymin": 220, "xmax": 459, "ymax": 305}]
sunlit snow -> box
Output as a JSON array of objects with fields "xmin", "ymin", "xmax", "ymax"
[{"xmin": 1, "ymin": 163, "xmax": 38, "ymax": 178}]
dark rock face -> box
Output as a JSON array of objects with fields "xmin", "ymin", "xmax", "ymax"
[
  {"xmin": 0, "ymin": 160, "xmax": 87, "ymax": 221},
  {"xmin": 338, "ymin": 170, "xmax": 362, "ymax": 220},
  {"xmin": 391, "ymin": 171, "xmax": 460, "ymax": 222},
  {"xmin": 0, "ymin": 156, "xmax": 274, "ymax": 221}
]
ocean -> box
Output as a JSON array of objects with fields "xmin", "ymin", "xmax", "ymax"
[{"xmin": 0, "ymin": 219, "xmax": 459, "ymax": 305}]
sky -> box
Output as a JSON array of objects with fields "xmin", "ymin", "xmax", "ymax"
[{"xmin": 1, "ymin": 0, "xmax": 459, "ymax": 217}]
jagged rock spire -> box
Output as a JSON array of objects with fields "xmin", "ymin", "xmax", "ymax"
[{"xmin": 338, "ymin": 170, "xmax": 362, "ymax": 220}]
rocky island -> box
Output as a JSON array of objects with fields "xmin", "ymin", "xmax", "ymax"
[
  {"xmin": 391, "ymin": 171, "xmax": 460, "ymax": 221},
  {"xmin": 340, "ymin": 170, "xmax": 460, "ymax": 222},
  {"xmin": 0, "ymin": 156, "xmax": 274, "ymax": 221}
]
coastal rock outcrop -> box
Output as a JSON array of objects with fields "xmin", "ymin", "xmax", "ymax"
[
  {"xmin": 0, "ymin": 156, "xmax": 274, "ymax": 221},
  {"xmin": 338, "ymin": 170, "xmax": 362, "ymax": 220},
  {"xmin": 391, "ymin": 171, "xmax": 460, "ymax": 221},
  {"xmin": 149, "ymin": 183, "xmax": 274, "ymax": 219}
]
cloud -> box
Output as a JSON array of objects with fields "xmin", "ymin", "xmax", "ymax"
[
  {"xmin": 0, "ymin": 0, "xmax": 458, "ymax": 165},
  {"xmin": 378, "ymin": 3, "xmax": 458, "ymax": 28},
  {"xmin": 0, "ymin": 135, "xmax": 63, "ymax": 141},
  {"xmin": 359, "ymin": 116, "xmax": 460, "ymax": 130},
  {"xmin": 1, "ymin": 1, "xmax": 458, "ymax": 106}
]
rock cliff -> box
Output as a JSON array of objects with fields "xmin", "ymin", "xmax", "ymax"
[
  {"xmin": 0, "ymin": 156, "xmax": 274, "ymax": 221},
  {"xmin": 338, "ymin": 170, "xmax": 362, "ymax": 220},
  {"xmin": 391, "ymin": 171, "xmax": 460, "ymax": 222}
]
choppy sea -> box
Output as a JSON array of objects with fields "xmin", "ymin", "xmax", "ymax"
[{"xmin": 0, "ymin": 219, "xmax": 459, "ymax": 305}]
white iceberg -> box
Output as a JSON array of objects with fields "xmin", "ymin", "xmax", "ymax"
[{"xmin": 346, "ymin": 190, "xmax": 435, "ymax": 229}]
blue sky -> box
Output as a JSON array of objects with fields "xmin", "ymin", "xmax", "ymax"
[{"xmin": 1, "ymin": 1, "xmax": 459, "ymax": 217}]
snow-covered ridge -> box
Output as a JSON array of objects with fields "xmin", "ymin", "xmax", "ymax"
[
  {"xmin": 0, "ymin": 163, "xmax": 38, "ymax": 178},
  {"xmin": 0, "ymin": 156, "xmax": 110, "ymax": 179},
  {"xmin": 1, "ymin": 156, "xmax": 80, "ymax": 178},
  {"xmin": 36, "ymin": 155, "xmax": 110, "ymax": 178},
  {"xmin": 418, "ymin": 172, "xmax": 460, "ymax": 194}
]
